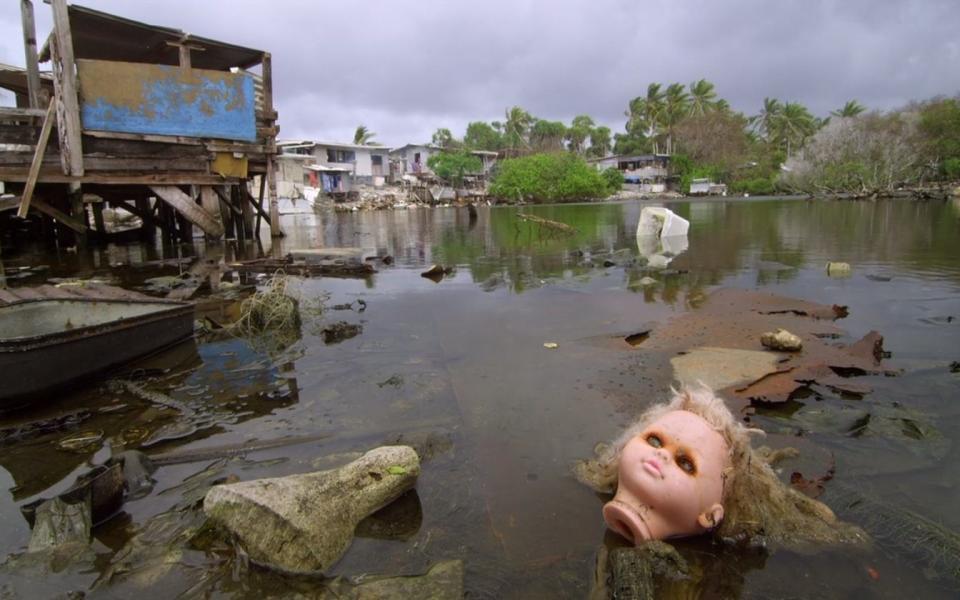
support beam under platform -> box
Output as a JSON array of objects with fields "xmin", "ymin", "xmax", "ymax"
[{"xmin": 149, "ymin": 185, "xmax": 224, "ymax": 238}]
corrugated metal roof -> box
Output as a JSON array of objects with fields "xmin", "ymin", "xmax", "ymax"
[{"xmin": 39, "ymin": 4, "xmax": 265, "ymax": 71}]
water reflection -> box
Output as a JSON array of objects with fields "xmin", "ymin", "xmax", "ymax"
[{"xmin": 1, "ymin": 198, "xmax": 959, "ymax": 597}]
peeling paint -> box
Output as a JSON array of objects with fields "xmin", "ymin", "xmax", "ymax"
[{"xmin": 77, "ymin": 59, "xmax": 255, "ymax": 142}]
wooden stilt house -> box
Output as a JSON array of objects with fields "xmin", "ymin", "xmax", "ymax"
[{"xmin": 0, "ymin": 1, "xmax": 281, "ymax": 247}]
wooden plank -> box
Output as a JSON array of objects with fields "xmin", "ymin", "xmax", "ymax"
[
  {"xmin": 82, "ymin": 157, "xmax": 209, "ymax": 172},
  {"xmin": 83, "ymin": 129, "xmax": 205, "ymax": 146},
  {"xmin": 29, "ymin": 197, "xmax": 86, "ymax": 233},
  {"xmin": 0, "ymin": 168, "xmax": 240, "ymax": 185},
  {"xmin": 1, "ymin": 197, "xmax": 20, "ymax": 212},
  {"xmin": 50, "ymin": 0, "xmax": 84, "ymax": 176},
  {"xmin": 199, "ymin": 186, "xmax": 224, "ymax": 240},
  {"xmin": 149, "ymin": 185, "xmax": 224, "ymax": 237},
  {"xmin": 84, "ymin": 136, "xmax": 209, "ymax": 158},
  {"xmin": 0, "ymin": 123, "xmax": 48, "ymax": 145},
  {"xmin": 0, "ymin": 107, "xmax": 46, "ymax": 119},
  {"xmin": 18, "ymin": 97, "xmax": 57, "ymax": 218},
  {"xmin": 20, "ymin": 0, "xmax": 42, "ymax": 109}
]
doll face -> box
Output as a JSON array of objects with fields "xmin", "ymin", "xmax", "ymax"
[{"xmin": 602, "ymin": 410, "xmax": 729, "ymax": 543}]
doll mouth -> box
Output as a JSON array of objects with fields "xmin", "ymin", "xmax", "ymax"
[
  {"xmin": 642, "ymin": 459, "xmax": 663, "ymax": 478},
  {"xmin": 603, "ymin": 500, "xmax": 653, "ymax": 544}
]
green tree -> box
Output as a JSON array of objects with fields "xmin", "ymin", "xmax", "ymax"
[
  {"xmin": 566, "ymin": 115, "xmax": 595, "ymax": 154},
  {"xmin": 831, "ymin": 100, "xmax": 867, "ymax": 118},
  {"xmin": 504, "ymin": 106, "xmax": 534, "ymax": 149},
  {"xmin": 918, "ymin": 97, "xmax": 960, "ymax": 177},
  {"xmin": 775, "ymin": 101, "xmax": 817, "ymax": 157},
  {"xmin": 431, "ymin": 128, "xmax": 458, "ymax": 149},
  {"xmin": 530, "ymin": 119, "xmax": 567, "ymax": 151},
  {"xmin": 353, "ymin": 125, "xmax": 376, "ymax": 145},
  {"xmin": 663, "ymin": 82, "xmax": 690, "ymax": 155},
  {"xmin": 626, "ymin": 83, "xmax": 666, "ymax": 153},
  {"xmin": 688, "ymin": 79, "xmax": 718, "ymax": 117},
  {"xmin": 753, "ymin": 97, "xmax": 783, "ymax": 141},
  {"xmin": 427, "ymin": 151, "xmax": 483, "ymax": 187},
  {"xmin": 588, "ymin": 126, "xmax": 612, "ymax": 157},
  {"xmin": 464, "ymin": 121, "xmax": 502, "ymax": 151}
]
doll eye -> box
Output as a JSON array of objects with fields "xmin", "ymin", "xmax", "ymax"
[
  {"xmin": 676, "ymin": 454, "xmax": 697, "ymax": 475},
  {"xmin": 645, "ymin": 434, "xmax": 663, "ymax": 448}
]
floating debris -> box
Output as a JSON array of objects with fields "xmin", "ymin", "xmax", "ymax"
[
  {"xmin": 321, "ymin": 321, "xmax": 363, "ymax": 345},
  {"xmin": 56, "ymin": 430, "xmax": 104, "ymax": 453},
  {"xmin": 761, "ymin": 328, "xmax": 803, "ymax": 352},
  {"xmin": 516, "ymin": 212, "xmax": 576, "ymax": 235},
  {"xmin": 826, "ymin": 261, "xmax": 852, "ymax": 277},
  {"xmin": 543, "ymin": 342, "xmax": 559, "ymax": 349}
]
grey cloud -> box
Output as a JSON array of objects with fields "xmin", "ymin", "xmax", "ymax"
[{"xmin": 0, "ymin": 0, "xmax": 957, "ymax": 146}]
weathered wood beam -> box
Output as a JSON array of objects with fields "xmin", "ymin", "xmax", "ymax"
[
  {"xmin": 0, "ymin": 168, "xmax": 240, "ymax": 185},
  {"xmin": 29, "ymin": 197, "xmax": 85, "ymax": 233},
  {"xmin": 149, "ymin": 185, "xmax": 224, "ymax": 238},
  {"xmin": 1, "ymin": 197, "xmax": 20, "ymax": 212},
  {"xmin": 83, "ymin": 130, "xmax": 205, "ymax": 146},
  {"xmin": 20, "ymin": 1, "xmax": 42, "ymax": 109},
  {"xmin": 50, "ymin": 0, "xmax": 84, "ymax": 176},
  {"xmin": 0, "ymin": 107, "xmax": 46, "ymax": 119},
  {"xmin": 266, "ymin": 155, "xmax": 281, "ymax": 237},
  {"xmin": 199, "ymin": 186, "xmax": 224, "ymax": 241},
  {"xmin": 18, "ymin": 97, "xmax": 56, "ymax": 218}
]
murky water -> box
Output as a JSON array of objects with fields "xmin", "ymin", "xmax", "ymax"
[{"xmin": 1, "ymin": 197, "xmax": 959, "ymax": 598}]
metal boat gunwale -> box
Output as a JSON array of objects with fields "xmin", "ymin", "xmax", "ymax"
[{"xmin": 0, "ymin": 298, "xmax": 194, "ymax": 351}]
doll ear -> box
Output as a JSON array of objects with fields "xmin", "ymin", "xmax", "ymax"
[{"xmin": 697, "ymin": 504, "xmax": 725, "ymax": 530}]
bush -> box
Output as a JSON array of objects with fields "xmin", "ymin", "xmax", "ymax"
[
  {"xmin": 942, "ymin": 157, "xmax": 960, "ymax": 180},
  {"xmin": 600, "ymin": 168, "xmax": 624, "ymax": 193},
  {"xmin": 488, "ymin": 153, "xmax": 611, "ymax": 202},
  {"xmin": 729, "ymin": 177, "xmax": 777, "ymax": 195}
]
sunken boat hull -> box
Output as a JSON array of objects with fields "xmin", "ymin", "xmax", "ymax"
[{"xmin": 0, "ymin": 298, "xmax": 195, "ymax": 408}]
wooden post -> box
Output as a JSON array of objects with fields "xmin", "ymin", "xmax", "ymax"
[
  {"xmin": 92, "ymin": 200, "xmax": 106, "ymax": 236},
  {"xmin": 136, "ymin": 197, "xmax": 154, "ymax": 241},
  {"xmin": 50, "ymin": 0, "xmax": 84, "ymax": 177},
  {"xmin": 239, "ymin": 182, "xmax": 254, "ymax": 238},
  {"xmin": 69, "ymin": 183, "xmax": 86, "ymax": 248},
  {"xmin": 20, "ymin": 0, "xmax": 42, "ymax": 109},
  {"xmin": 200, "ymin": 186, "xmax": 224, "ymax": 242},
  {"xmin": 255, "ymin": 174, "xmax": 266, "ymax": 236},
  {"xmin": 262, "ymin": 52, "xmax": 281, "ymax": 237}
]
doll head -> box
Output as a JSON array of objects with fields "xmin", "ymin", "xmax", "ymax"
[
  {"xmin": 603, "ymin": 409, "xmax": 731, "ymax": 542},
  {"xmin": 576, "ymin": 385, "xmax": 752, "ymax": 542},
  {"xmin": 576, "ymin": 385, "xmax": 868, "ymax": 547}
]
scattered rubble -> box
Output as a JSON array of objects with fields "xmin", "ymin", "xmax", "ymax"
[
  {"xmin": 321, "ymin": 559, "xmax": 464, "ymax": 599},
  {"xmin": 321, "ymin": 321, "xmax": 362, "ymax": 344},
  {"xmin": 203, "ymin": 445, "xmax": 421, "ymax": 574},
  {"xmin": 421, "ymin": 264, "xmax": 453, "ymax": 282}
]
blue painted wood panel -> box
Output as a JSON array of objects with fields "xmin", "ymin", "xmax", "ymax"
[{"xmin": 77, "ymin": 59, "xmax": 256, "ymax": 142}]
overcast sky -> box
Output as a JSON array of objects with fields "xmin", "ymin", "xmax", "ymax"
[{"xmin": 1, "ymin": 0, "xmax": 958, "ymax": 147}]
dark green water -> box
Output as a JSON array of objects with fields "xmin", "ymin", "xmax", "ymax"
[{"xmin": 1, "ymin": 197, "xmax": 959, "ymax": 598}]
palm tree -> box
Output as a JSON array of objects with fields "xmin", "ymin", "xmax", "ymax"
[
  {"xmin": 626, "ymin": 83, "xmax": 666, "ymax": 153},
  {"xmin": 831, "ymin": 100, "xmax": 866, "ymax": 118},
  {"xmin": 776, "ymin": 102, "xmax": 817, "ymax": 157},
  {"xmin": 753, "ymin": 97, "xmax": 783, "ymax": 141},
  {"xmin": 503, "ymin": 106, "xmax": 533, "ymax": 149},
  {"xmin": 688, "ymin": 79, "xmax": 718, "ymax": 117},
  {"xmin": 662, "ymin": 83, "xmax": 689, "ymax": 155},
  {"xmin": 353, "ymin": 125, "xmax": 376, "ymax": 145}
]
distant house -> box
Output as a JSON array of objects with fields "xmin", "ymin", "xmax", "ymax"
[
  {"xmin": 277, "ymin": 140, "xmax": 390, "ymax": 195},
  {"xmin": 389, "ymin": 143, "xmax": 440, "ymax": 178},
  {"xmin": 689, "ymin": 178, "xmax": 727, "ymax": 196},
  {"xmin": 588, "ymin": 154, "xmax": 670, "ymax": 193}
]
